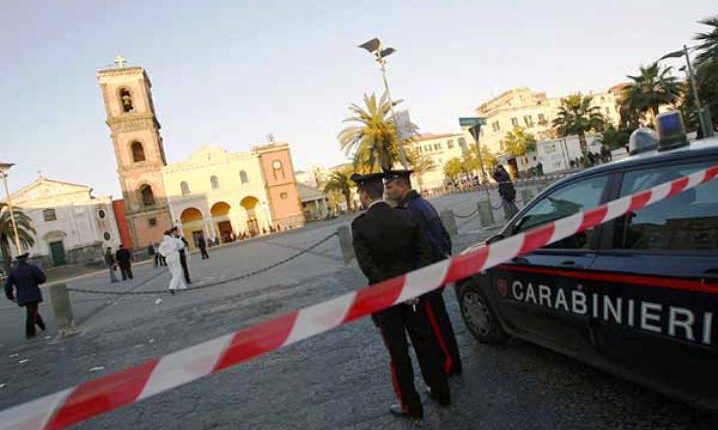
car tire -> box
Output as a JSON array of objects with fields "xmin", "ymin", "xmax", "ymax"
[{"xmin": 459, "ymin": 280, "xmax": 508, "ymax": 345}]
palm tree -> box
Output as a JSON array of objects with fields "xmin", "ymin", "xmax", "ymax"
[
  {"xmin": 0, "ymin": 203, "xmax": 36, "ymax": 275},
  {"xmin": 406, "ymin": 148, "xmax": 436, "ymax": 192},
  {"xmin": 694, "ymin": 16, "xmax": 718, "ymax": 66},
  {"xmin": 501, "ymin": 127, "xmax": 537, "ymax": 157},
  {"xmin": 323, "ymin": 168, "xmax": 355, "ymax": 212},
  {"xmin": 622, "ymin": 63, "xmax": 681, "ymax": 125},
  {"xmin": 552, "ymin": 94, "xmax": 606, "ymax": 156},
  {"xmin": 338, "ymin": 92, "xmax": 406, "ymax": 173}
]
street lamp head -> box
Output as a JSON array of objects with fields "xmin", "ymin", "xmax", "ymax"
[
  {"xmin": 0, "ymin": 162, "xmax": 15, "ymax": 175},
  {"xmin": 379, "ymin": 47, "xmax": 396, "ymax": 58},
  {"xmin": 358, "ymin": 38, "xmax": 381, "ymax": 53}
]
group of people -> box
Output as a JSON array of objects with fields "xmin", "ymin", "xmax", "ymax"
[
  {"xmin": 103, "ymin": 244, "xmax": 134, "ymax": 283},
  {"xmin": 350, "ymin": 169, "xmax": 462, "ymax": 421}
]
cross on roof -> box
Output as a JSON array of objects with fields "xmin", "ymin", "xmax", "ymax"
[{"xmin": 113, "ymin": 55, "xmax": 127, "ymax": 68}]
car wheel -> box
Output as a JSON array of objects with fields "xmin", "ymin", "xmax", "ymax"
[{"xmin": 459, "ymin": 281, "xmax": 507, "ymax": 345}]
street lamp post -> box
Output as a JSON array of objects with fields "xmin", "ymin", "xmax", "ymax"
[
  {"xmin": 0, "ymin": 162, "xmax": 22, "ymax": 254},
  {"xmin": 659, "ymin": 45, "xmax": 714, "ymax": 139},
  {"xmin": 359, "ymin": 37, "xmax": 409, "ymax": 170}
]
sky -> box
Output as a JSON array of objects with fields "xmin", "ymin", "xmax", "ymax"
[{"xmin": 1, "ymin": 0, "xmax": 716, "ymax": 196}]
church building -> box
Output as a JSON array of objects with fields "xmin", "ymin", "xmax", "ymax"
[{"xmin": 97, "ymin": 58, "xmax": 303, "ymax": 251}]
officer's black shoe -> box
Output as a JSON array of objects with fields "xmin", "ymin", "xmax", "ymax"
[
  {"xmin": 389, "ymin": 404, "xmax": 423, "ymax": 420},
  {"xmin": 425, "ymin": 387, "xmax": 451, "ymax": 407}
]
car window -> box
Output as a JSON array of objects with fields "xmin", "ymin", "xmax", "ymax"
[
  {"xmin": 613, "ymin": 161, "xmax": 718, "ymax": 251},
  {"xmin": 514, "ymin": 176, "xmax": 608, "ymax": 249}
]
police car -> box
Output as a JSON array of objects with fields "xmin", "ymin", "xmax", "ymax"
[{"xmin": 456, "ymin": 114, "xmax": 718, "ymax": 412}]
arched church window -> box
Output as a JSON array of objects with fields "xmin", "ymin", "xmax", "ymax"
[
  {"xmin": 180, "ymin": 181, "xmax": 190, "ymax": 196},
  {"xmin": 119, "ymin": 88, "xmax": 134, "ymax": 113},
  {"xmin": 211, "ymin": 175, "xmax": 220, "ymax": 189},
  {"xmin": 131, "ymin": 141, "xmax": 145, "ymax": 162},
  {"xmin": 140, "ymin": 184, "xmax": 155, "ymax": 207},
  {"xmin": 239, "ymin": 170, "xmax": 249, "ymax": 184}
]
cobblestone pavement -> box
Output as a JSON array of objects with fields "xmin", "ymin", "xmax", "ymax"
[{"xmin": 1, "ymin": 190, "xmax": 715, "ymax": 429}]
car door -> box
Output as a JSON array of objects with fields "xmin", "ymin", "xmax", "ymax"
[
  {"xmin": 490, "ymin": 173, "xmax": 613, "ymax": 352},
  {"xmin": 589, "ymin": 159, "xmax": 718, "ymax": 408}
]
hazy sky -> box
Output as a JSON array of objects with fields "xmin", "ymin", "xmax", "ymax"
[{"xmin": 1, "ymin": 1, "xmax": 716, "ymax": 196}]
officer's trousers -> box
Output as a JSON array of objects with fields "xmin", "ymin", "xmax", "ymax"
[
  {"xmin": 423, "ymin": 290, "xmax": 463, "ymax": 376},
  {"xmin": 376, "ymin": 302, "xmax": 450, "ymax": 418}
]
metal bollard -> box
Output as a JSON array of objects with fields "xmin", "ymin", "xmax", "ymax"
[
  {"xmin": 440, "ymin": 210, "xmax": 457, "ymax": 236},
  {"xmin": 477, "ymin": 200, "xmax": 495, "ymax": 227},
  {"xmin": 337, "ymin": 225, "xmax": 355, "ymax": 263},
  {"xmin": 49, "ymin": 283, "xmax": 77, "ymax": 336}
]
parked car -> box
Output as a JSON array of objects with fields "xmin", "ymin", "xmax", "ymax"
[{"xmin": 456, "ymin": 135, "xmax": 718, "ymax": 412}]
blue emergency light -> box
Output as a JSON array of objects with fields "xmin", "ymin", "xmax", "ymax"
[{"xmin": 656, "ymin": 111, "xmax": 688, "ymax": 151}]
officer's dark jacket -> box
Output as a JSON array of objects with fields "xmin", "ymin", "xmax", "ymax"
[
  {"xmin": 4, "ymin": 261, "xmax": 46, "ymax": 306},
  {"xmin": 351, "ymin": 201, "xmax": 433, "ymax": 285},
  {"xmin": 400, "ymin": 190, "xmax": 452, "ymax": 259},
  {"xmin": 115, "ymin": 248, "xmax": 132, "ymax": 267}
]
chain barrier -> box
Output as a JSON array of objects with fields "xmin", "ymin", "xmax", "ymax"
[
  {"xmin": 453, "ymin": 208, "xmax": 479, "ymax": 219},
  {"xmin": 66, "ymin": 232, "xmax": 338, "ymax": 296}
]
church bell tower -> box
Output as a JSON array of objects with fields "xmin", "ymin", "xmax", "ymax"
[{"xmin": 97, "ymin": 56, "xmax": 172, "ymax": 250}]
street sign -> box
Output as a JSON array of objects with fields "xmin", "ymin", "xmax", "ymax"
[
  {"xmin": 394, "ymin": 110, "xmax": 416, "ymax": 141},
  {"xmin": 469, "ymin": 124, "xmax": 481, "ymax": 142},
  {"xmin": 459, "ymin": 117, "xmax": 487, "ymax": 127}
]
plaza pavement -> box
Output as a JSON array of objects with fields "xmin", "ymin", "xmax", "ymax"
[{"xmin": 0, "ymin": 188, "xmax": 714, "ymax": 429}]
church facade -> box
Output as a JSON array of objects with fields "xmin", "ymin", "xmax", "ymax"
[
  {"xmin": 10, "ymin": 178, "xmax": 121, "ymax": 266},
  {"xmin": 97, "ymin": 60, "xmax": 303, "ymax": 251}
]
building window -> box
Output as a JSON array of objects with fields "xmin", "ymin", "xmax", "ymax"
[
  {"xmin": 210, "ymin": 175, "xmax": 220, "ymax": 189},
  {"xmin": 492, "ymin": 121, "xmax": 501, "ymax": 132},
  {"xmin": 131, "ymin": 141, "xmax": 145, "ymax": 162},
  {"xmin": 148, "ymin": 218, "xmax": 157, "ymax": 227},
  {"xmin": 538, "ymin": 113, "xmax": 546, "ymax": 124},
  {"xmin": 240, "ymin": 170, "xmax": 249, "ymax": 184},
  {"xmin": 140, "ymin": 184, "xmax": 155, "ymax": 207},
  {"xmin": 458, "ymin": 137, "xmax": 466, "ymax": 148},
  {"xmin": 417, "ymin": 147, "xmax": 423, "ymax": 153},
  {"xmin": 103, "ymin": 232, "xmax": 111, "ymax": 241},
  {"xmin": 434, "ymin": 143, "xmax": 441, "ymax": 151},
  {"xmin": 605, "ymin": 107, "xmax": 610, "ymax": 115},
  {"xmin": 119, "ymin": 88, "xmax": 134, "ymax": 113},
  {"xmin": 280, "ymin": 192, "xmax": 289, "ymax": 200},
  {"xmin": 523, "ymin": 115, "xmax": 533, "ymax": 127},
  {"xmin": 447, "ymin": 139, "xmax": 454, "ymax": 149},
  {"xmin": 43, "ymin": 208, "xmax": 57, "ymax": 222},
  {"xmin": 425, "ymin": 145, "xmax": 431, "ymax": 152},
  {"xmin": 511, "ymin": 117, "xmax": 519, "ymax": 127},
  {"xmin": 97, "ymin": 209, "xmax": 106, "ymax": 219},
  {"xmin": 180, "ymin": 181, "xmax": 190, "ymax": 196}
]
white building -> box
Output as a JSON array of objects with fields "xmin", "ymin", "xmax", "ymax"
[
  {"xmin": 405, "ymin": 133, "xmax": 471, "ymax": 191},
  {"xmin": 8, "ymin": 177, "xmax": 121, "ymax": 266}
]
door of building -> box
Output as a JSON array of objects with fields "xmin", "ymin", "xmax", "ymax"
[{"xmin": 49, "ymin": 241, "xmax": 66, "ymax": 266}]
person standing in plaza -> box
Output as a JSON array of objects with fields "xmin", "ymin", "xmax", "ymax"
[
  {"xmin": 104, "ymin": 246, "xmax": 119, "ymax": 283},
  {"xmin": 384, "ymin": 169, "xmax": 463, "ymax": 377},
  {"xmin": 159, "ymin": 227, "xmax": 187, "ymax": 294},
  {"xmin": 4, "ymin": 253, "xmax": 47, "ymax": 339},
  {"xmin": 197, "ymin": 234, "xmax": 210, "ymax": 260},
  {"xmin": 177, "ymin": 234, "xmax": 191, "ymax": 284},
  {"xmin": 350, "ymin": 172, "xmax": 450, "ymax": 421},
  {"xmin": 492, "ymin": 164, "xmax": 519, "ymax": 219},
  {"xmin": 115, "ymin": 244, "xmax": 133, "ymax": 281}
]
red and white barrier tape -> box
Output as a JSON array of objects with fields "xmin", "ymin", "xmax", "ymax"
[{"xmin": 2, "ymin": 165, "xmax": 717, "ymax": 430}]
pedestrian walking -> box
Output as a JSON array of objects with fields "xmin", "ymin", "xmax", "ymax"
[
  {"xmin": 492, "ymin": 165, "xmax": 519, "ymax": 219},
  {"xmin": 115, "ymin": 244, "xmax": 133, "ymax": 280},
  {"xmin": 178, "ymin": 235, "xmax": 191, "ymax": 284},
  {"xmin": 350, "ymin": 172, "xmax": 450, "ymax": 421},
  {"xmin": 197, "ymin": 234, "xmax": 210, "ymax": 260},
  {"xmin": 104, "ymin": 247, "xmax": 119, "ymax": 283},
  {"xmin": 4, "ymin": 253, "xmax": 47, "ymax": 339},
  {"xmin": 158, "ymin": 227, "xmax": 187, "ymax": 294},
  {"xmin": 384, "ymin": 170, "xmax": 463, "ymax": 377}
]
